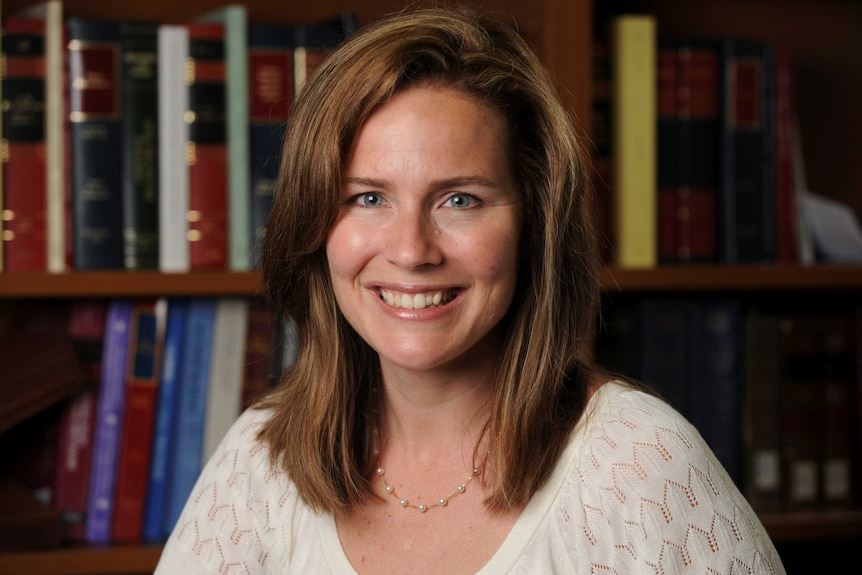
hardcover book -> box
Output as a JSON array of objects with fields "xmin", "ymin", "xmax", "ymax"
[
  {"xmin": 186, "ymin": 23, "xmax": 228, "ymax": 270},
  {"xmin": 143, "ymin": 298, "xmax": 188, "ymax": 542},
  {"xmin": 84, "ymin": 298, "xmax": 132, "ymax": 544},
  {"xmin": 166, "ymin": 297, "xmax": 216, "ymax": 533},
  {"xmin": 67, "ymin": 18, "xmax": 124, "ymax": 270},
  {"xmin": 120, "ymin": 20, "xmax": 159, "ymax": 270},
  {"xmin": 112, "ymin": 298, "xmax": 168, "ymax": 543},
  {"xmin": 1, "ymin": 16, "xmax": 47, "ymax": 271}
]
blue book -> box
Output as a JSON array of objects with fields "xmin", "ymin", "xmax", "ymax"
[
  {"xmin": 67, "ymin": 19, "xmax": 124, "ymax": 269},
  {"xmin": 85, "ymin": 298, "xmax": 133, "ymax": 544},
  {"xmin": 142, "ymin": 298, "xmax": 188, "ymax": 542},
  {"xmin": 166, "ymin": 298, "xmax": 216, "ymax": 533},
  {"xmin": 687, "ymin": 299, "xmax": 743, "ymax": 484}
]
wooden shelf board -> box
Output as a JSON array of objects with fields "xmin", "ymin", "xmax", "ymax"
[
  {"xmin": 761, "ymin": 510, "xmax": 862, "ymax": 542},
  {"xmin": 1, "ymin": 265, "xmax": 862, "ymax": 298},
  {"xmin": 0, "ymin": 271, "xmax": 262, "ymax": 298},
  {"xmin": 0, "ymin": 545, "xmax": 162, "ymax": 575}
]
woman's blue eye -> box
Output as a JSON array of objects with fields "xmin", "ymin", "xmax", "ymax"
[
  {"xmin": 446, "ymin": 193, "xmax": 474, "ymax": 208},
  {"xmin": 360, "ymin": 192, "xmax": 383, "ymax": 207}
]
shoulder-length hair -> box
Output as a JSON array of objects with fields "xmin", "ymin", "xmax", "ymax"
[{"xmin": 259, "ymin": 5, "xmax": 601, "ymax": 514}]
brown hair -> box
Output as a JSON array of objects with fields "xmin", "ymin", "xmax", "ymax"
[{"xmin": 259, "ymin": 5, "xmax": 602, "ymax": 514}]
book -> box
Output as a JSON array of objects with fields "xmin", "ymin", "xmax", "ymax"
[
  {"xmin": 741, "ymin": 311, "xmax": 782, "ymax": 513},
  {"xmin": 639, "ymin": 298, "xmax": 688, "ymax": 416},
  {"xmin": 67, "ymin": 18, "xmax": 124, "ymax": 270},
  {"xmin": 142, "ymin": 298, "xmax": 188, "ymax": 543},
  {"xmin": 186, "ymin": 22, "xmax": 228, "ymax": 270},
  {"xmin": 202, "ymin": 297, "xmax": 249, "ymax": 462},
  {"xmin": 293, "ymin": 12, "xmax": 357, "ymax": 93},
  {"xmin": 248, "ymin": 22, "xmax": 295, "ymax": 267},
  {"xmin": 241, "ymin": 298, "xmax": 276, "ymax": 410},
  {"xmin": 719, "ymin": 37, "xmax": 776, "ymax": 263},
  {"xmin": 84, "ymin": 298, "xmax": 132, "ymax": 544},
  {"xmin": 687, "ymin": 299, "xmax": 742, "ymax": 485},
  {"xmin": 774, "ymin": 46, "xmax": 797, "ymax": 264},
  {"xmin": 166, "ymin": 297, "xmax": 216, "ymax": 534},
  {"xmin": 120, "ymin": 20, "xmax": 160, "ymax": 270},
  {"xmin": 818, "ymin": 314, "xmax": 856, "ymax": 509},
  {"xmin": 660, "ymin": 39, "xmax": 720, "ymax": 264},
  {"xmin": 156, "ymin": 24, "xmax": 189, "ymax": 273},
  {"xmin": 656, "ymin": 38, "xmax": 678, "ymax": 265},
  {"xmin": 16, "ymin": 1, "xmax": 65, "ymax": 273},
  {"xmin": 610, "ymin": 15, "xmax": 657, "ymax": 268},
  {"xmin": 779, "ymin": 315, "xmax": 821, "ymax": 511},
  {"xmin": 111, "ymin": 298, "xmax": 167, "ymax": 543},
  {"xmin": 198, "ymin": 5, "xmax": 251, "ymax": 272},
  {"xmin": 54, "ymin": 299, "xmax": 106, "ymax": 543},
  {"xmin": 591, "ymin": 36, "xmax": 614, "ymax": 264},
  {"xmin": 1, "ymin": 16, "xmax": 47, "ymax": 271}
]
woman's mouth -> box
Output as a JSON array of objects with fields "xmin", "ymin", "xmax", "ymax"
[{"xmin": 379, "ymin": 288, "xmax": 456, "ymax": 309}]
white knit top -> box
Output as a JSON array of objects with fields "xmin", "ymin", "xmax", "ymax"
[{"xmin": 155, "ymin": 380, "xmax": 786, "ymax": 574}]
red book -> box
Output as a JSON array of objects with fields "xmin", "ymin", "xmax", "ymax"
[
  {"xmin": 54, "ymin": 300, "xmax": 106, "ymax": 543},
  {"xmin": 186, "ymin": 22, "xmax": 228, "ymax": 269},
  {"xmin": 591, "ymin": 37, "xmax": 614, "ymax": 264},
  {"xmin": 111, "ymin": 298, "xmax": 167, "ymax": 543},
  {"xmin": 2, "ymin": 17, "xmax": 47, "ymax": 271},
  {"xmin": 774, "ymin": 47, "xmax": 797, "ymax": 264},
  {"xmin": 656, "ymin": 38, "xmax": 678, "ymax": 264}
]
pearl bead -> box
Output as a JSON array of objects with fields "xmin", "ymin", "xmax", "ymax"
[
  {"xmin": 399, "ymin": 499, "xmax": 408, "ymax": 507},
  {"xmin": 376, "ymin": 467, "xmax": 384, "ymax": 475},
  {"xmin": 457, "ymin": 484, "xmax": 465, "ymax": 493},
  {"xmin": 418, "ymin": 504, "xmax": 427, "ymax": 512},
  {"xmin": 385, "ymin": 484, "xmax": 394, "ymax": 493},
  {"xmin": 439, "ymin": 498, "xmax": 448, "ymax": 506}
]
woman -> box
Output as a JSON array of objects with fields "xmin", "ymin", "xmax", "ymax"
[{"xmin": 156, "ymin": 7, "xmax": 786, "ymax": 574}]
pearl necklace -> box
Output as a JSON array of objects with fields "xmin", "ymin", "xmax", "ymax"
[{"xmin": 375, "ymin": 464, "xmax": 480, "ymax": 513}]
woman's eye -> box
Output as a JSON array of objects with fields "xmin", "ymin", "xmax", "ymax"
[
  {"xmin": 358, "ymin": 192, "xmax": 383, "ymax": 207},
  {"xmin": 445, "ymin": 193, "xmax": 476, "ymax": 208}
]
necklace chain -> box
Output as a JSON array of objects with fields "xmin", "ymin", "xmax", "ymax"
[{"xmin": 375, "ymin": 465, "xmax": 480, "ymax": 513}]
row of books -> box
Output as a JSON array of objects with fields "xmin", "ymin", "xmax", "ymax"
[
  {"xmin": 595, "ymin": 14, "xmax": 810, "ymax": 268},
  {"xmin": 596, "ymin": 297, "xmax": 861, "ymax": 514},
  {"xmin": 0, "ymin": 1, "xmax": 356, "ymax": 273},
  {"xmin": 0, "ymin": 296, "xmax": 294, "ymax": 549}
]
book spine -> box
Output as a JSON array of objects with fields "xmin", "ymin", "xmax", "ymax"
[
  {"xmin": 248, "ymin": 24, "xmax": 295, "ymax": 268},
  {"xmin": 779, "ymin": 316, "xmax": 822, "ymax": 511},
  {"xmin": 142, "ymin": 298, "xmax": 188, "ymax": 542},
  {"xmin": 639, "ymin": 298, "xmax": 688, "ymax": 416},
  {"xmin": 202, "ymin": 297, "xmax": 249, "ymax": 462},
  {"xmin": 111, "ymin": 298, "xmax": 167, "ymax": 543},
  {"xmin": 67, "ymin": 19, "xmax": 123, "ymax": 270},
  {"xmin": 590, "ymin": 36, "xmax": 614, "ymax": 265},
  {"xmin": 293, "ymin": 12, "xmax": 357, "ymax": 93},
  {"xmin": 719, "ymin": 38, "xmax": 774, "ymax": 263},
  {"xmin": 166, "ymin": 297, "xmax": 216, "ymax": 533},
  {"xmin": 688, "ymin": 299, "xmax": 742, "ymax": 485},
  {"xmin": 43, "ymin": 1, "xmax": 66, "ymax": 273},
  {"xmin": 120, "ymin": 20, "xmax": 159, "ymax": 270},
  {"xmin": 676, "ymin": 40, "xmax": 720, "ymax": 263},
  {"xmin": 157, "ymin": 24, "xmax": 189, "ymax": 272},
  {"xmin": 186, "ymin": 23, "xmax": 227, "ymax": 270},
  {"xmin": 54, "ymin": 299, "xmax": 106, "ymax": 542},
  {"xmin": 774, "ymin": 47, "xmax": 797, "ymax": 263},
  {"xmin": 199, "ymin": 6, "xmax": 250, "ymax": 272},
  {"xmin": 741, "ymin": 312, "xmax": 782, "ymax": 513},
  {"xmin": 656, "ymin": 38, "xmax": 678, "ymax": 264},
  {"xmin": 611, "ymin": 15, "xmax": 657, "ymax": 268},
  {"xmin": 85, "ymin": 298, "xmax": 132, "ymax": 544},
  {"xmin": 2, "ymin": 17, "xmax": 47, "ymax": 271}
]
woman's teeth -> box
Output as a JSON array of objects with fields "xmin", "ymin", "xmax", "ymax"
[{"xmin": 379, "ymin": 289, "xmax": 451, "ymax": 309}]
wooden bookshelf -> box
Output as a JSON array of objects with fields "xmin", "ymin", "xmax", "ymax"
[{"xmin": 2, "ymin": 265, "xmax": 862, "ymax": 298}]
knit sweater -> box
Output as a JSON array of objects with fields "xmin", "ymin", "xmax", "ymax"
[{"xmin": 155, "ymin": 380, "xmax": 786, "ymax": 574}]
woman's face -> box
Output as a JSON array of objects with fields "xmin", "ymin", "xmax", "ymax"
[{"xmin": 326, "ymin": 85, "xmax": 522, "ymax": 373}]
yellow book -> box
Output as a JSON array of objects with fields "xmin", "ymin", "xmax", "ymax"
[{"xmin": 611, "ymin": 15, "xmax": 657, "ymax": 268}]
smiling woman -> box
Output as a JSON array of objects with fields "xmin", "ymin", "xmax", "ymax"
[{"xmin": 154, "ymin": 6, "xmax": 787, "ymax": 575}]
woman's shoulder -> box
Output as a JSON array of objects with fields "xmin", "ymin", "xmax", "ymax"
[{"xmin": 548, "ymin": 379, "xmax": 785, "ymax": 573}]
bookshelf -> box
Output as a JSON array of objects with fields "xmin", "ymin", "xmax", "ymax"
[{"xmin": 1, "ymin": 0, "xmax": 861, "ymax": 573}]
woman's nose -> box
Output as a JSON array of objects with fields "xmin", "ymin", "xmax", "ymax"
[{"xmin": 385, "ymin": 210, "xmax": 443, "ymax": 268}]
